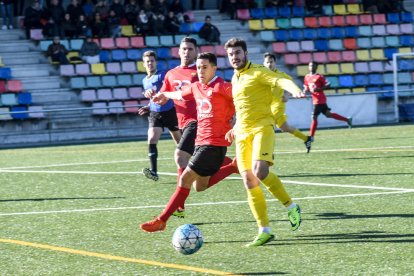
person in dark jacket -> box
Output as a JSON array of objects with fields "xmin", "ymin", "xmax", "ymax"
[
  {"xmin": 24, "ymin": 0, "xmax": 43, "ymax": 39},
  {"xmin": 80, "ymin": 36, "xmax": 100, "ymax": 64},
  {"xmin": 46, "ymin": 36, "xmax": 69, "ymax": 64},
  {"xmin": 198, "ymin": 16, "xmax": 221, "ymax": 44}
]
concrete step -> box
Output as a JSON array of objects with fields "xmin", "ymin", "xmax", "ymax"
[
  {"xmin": 0, "ymin": 32, "xmax": 21, "ymax": 41},
  {"xmin": 20, "ymin": 76, "xmax": 63, "ymax": 90},
  {"xmin": 2, "ymin": 52, "xmax": 47, "ymax": 65},
  {"xmin": 12, "ymin": 67, "xmax": 51, "ymax": 78},
  {"xmin": 31, "ymin": 89, "xmax": 78, "ymax": 104},
  {"xmin": 0, "ymin": 44, "xmax": 31, "ymax": 53}
]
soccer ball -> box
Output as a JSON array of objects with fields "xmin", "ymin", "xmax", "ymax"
[{"xmin": 172, "ymin": 224, "xmax": 204, "ymax": 255}]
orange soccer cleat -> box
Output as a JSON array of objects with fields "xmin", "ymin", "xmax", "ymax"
[{"xmin": 140, "ymin": 218, "xmax": 166, "ymax": 233}]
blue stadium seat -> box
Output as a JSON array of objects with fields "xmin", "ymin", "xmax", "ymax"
[
  {"xmin": 290, "ymin": 17, "xmax": 304, "ymax": 28},
  {"xmin": 99, "ymin": 50, "xmax": 110, "ymax": 62},
  {"xmin": 159, "ymin": 35, "xmax": 175, "ymax": 46},
  {"xmin": 11, "ymin": 106, "xmax": 28, "ymax": 119},
  {"xmin": 330, "ymin": 27, "xmax": 345, "ymax": 38},
  {"xmin": 127, "ymin": 49, "xmax": 141, "ymax": 60},
  {"xmin": 132, "ymin": 74, "xmax": 145, "ymax": 85},
  {"xmin": 1, "ymin": 93, "xmax": 17, "ymax": 105},
  {"xmin": 314, "ymin": 40, "xmax": 329, "ymax": 51},
  {"xmin": 303, "ymin": 28, "xmax": 317, "ymax": 40},
  {"xmin": 400, "ymin": 35, "xmax": 414, "ymax": 46},
  {"xmin": 339, "ymin": 75, "xmax": 354, "ymax": 87},
  {"xmin": 289, "ymin": 29, "xmax": 303, "ymax": 40},
  {"xmin": 354, "ymin": 74, "xmax": 369, "ymax": 86},
  {"xmin": 70, "ymin": 77, "xmax": 86, "ymax": 89},
  {"xmin": 40, "ymin": 40, "xmax": 52, "ymax": 51},
  {"xmin": 17, "ymin": 92, "xmax": 32, "ymax": 105},
  {"xmin": 224, "ymin": 69, "xmax": 234, "ymax": 81},
  {"xmin": 274, "ymin": 30, "xmax": 289, "ymax": 41},
  {"xmin": 398, "ymin": 72, "xmax": 412, "ymax": 83},
  {"xmin": 157, "ymin": 60, "xmax": 168, "ymax": 71},
  {"xmin": 87, "ymin": 76, "xmax": 102, "ymax": 88},
  {"xmin": 260, "ymin": 31, "xmax": 275, "ymax": 41},
  {"xmin": 264, "ymin": 7, "xmax": 277, "ymax": 18},
  {"xmin": 0, "ymin": 67, "xmax": 12, "ymax": 79},
  {"xmin": 292, "ymin": 6, "xmax": 305, "ymax": 17},
  {"xmin": 112, "ymin": 50, "xmax": 127, "ymax": 61},
  {"xmin": 344, "ymin": 26, "xmax": 358, "ymax": 37},
  {"xmin": 387, "ymin": 13, "xmax": 401, "ymax": 24},
  {"xmin": 167, "ymin": 59, "xmax": 180, "ymax": 68},
  {"xmin": 278, "ymin": 6, "xmax": 291, "ymax": 17},
  {"xmin": 369, "ymin": 74, "xmax": 384, "ymax": 85},
  {"xmin": 70, "ymin": 39, "xmax": 84, "ymax": 51},
  {"xmin": 102, "ymin": 75, "xmax": 117, "ymax": 87},
  {"xmin": 398, "ymin": 59, "xmax": 414, "ymax": 70},
  {"xmin": 322, "ymin": 5, "xmax": 333, "ymax": 15},
  {"xmin": 384, "ymin": 48, "xmax": 398, "ymax": 59},
  {"xmin": 156, "ymin": 48, "xmax": 171, "ymax": 59},
  {"xmin": 326, "ymin": 76, "xmax": 339, "ymax": 88},
  {"xmin": 192, "ymin": 22, "xmax": 205, "ymax": 32},
  {"xmin": 179, "ymin": 23, "xmax": 193, "ymax": 34},
  {"xmin": 318, "ymin": 28, "xmax": 331, "ymax": 39},
  {"xmin": 250, "ymin": 8, "xmax": 265, "ymax": 19},
  {"xmin": 401, "ymin": 12, "xmax": 413, "ymax": 23},
  {"xmin": 118, "ymin": 74, "xmax": 133, "ymax": 86}
]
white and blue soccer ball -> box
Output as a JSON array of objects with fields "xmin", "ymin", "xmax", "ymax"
[{"xmin": 172, "ymin": 224, "xmax": 204, "ymax": 255}]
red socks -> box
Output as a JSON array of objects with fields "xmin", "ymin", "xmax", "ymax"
[
  {"xmin": 331, "ymin": 113, "xmax": 348, "ymax": 122},
  {"xmin": 159, "ymin": 186, "xmax": 190, "ymax": 222},
  {"xmin": 310, "ymin": 119, "xmax": 317, "ymax": 137},
  {"xmin": 208, "ymin": 157, "xmax": 239, "ymax": 188}
]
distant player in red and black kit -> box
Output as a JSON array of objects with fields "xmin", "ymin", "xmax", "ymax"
[
  {"xmin": 144, "ymin": 37, "xmax": 199, "ymax": 217},
  {"xmin": 140, "ymin": 52, "xmax": 238, "ymax": 232},
  {"xmin": 304, "ymin": 61, "xmax": 352, "ymax": 140}
]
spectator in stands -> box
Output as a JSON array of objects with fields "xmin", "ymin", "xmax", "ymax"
[
  {"xmin": 66, "ymin": 0, "xmax": 83, "ymax": 25},
  {"xmin": 362, "ymin": 0, "xmax": 378, "ymax": 13},
  {"xmin": 92, "ymin": 12, "xmax": 108, "ymax": 37},
  {"xmin": 61, "ymin": 12, "xmax": 77, "ymax": 38},
  {"xmin": 164, "ymin": 10, "xmax": 180, "ymax": 34},
  {"xmin": 136, "ymin": 9, "xmax": 151, "ymax": 35},
  {"xmin": 108, "ymin": 9, "xmax": 121, "ymax": 37},
  {"xmin": 220, "ymin": 0, "xmax": 237, "ymax": 20},
  {"xmin": 94, "ymin": 0, "xmax": 109, "ymax": 20},
  {"xmin": 191, "ymin": 0, "xmax": 204, "ymax": 10},
  {"xmin": 44, "ymin": 0, "xmax": 65, "ymax": 29},
  {"xmin": 46, "ymin": 36, "xmax": 69, "ymax": 64},
  {"xmin": 124, "ymin": 0, "xmax": 139, "ymax": 26},
  {"xmin": 110, "ymin": 0, "xmax": 124, "ymax": 19},
  {"xmin": 1, "ymin": 0, "xmax": 14, "ymax": 30},
  {"xmin": 169, "ymin": 0, "xmax": 184, "ymax": 18},
  {"xmin": 199, "ymin": 15, "xmax": 220, "ymax": 44},
  {"xmin": 152, "ymin": 12, "xmax": 166, "ymax": 35},
  {"xmin": 76, "ymin": 14, "xmax": 92, "ymax": 37},
  {"xmin": 43, "ymin": 17, "xmax": 60, "ymax": 38},
  {"xmin": 82, "ymin": 0, "xmax": 95, "ymax": 19},
  {"xmin": 305, "ymin": 0, "xmax": 323, "ymax": 15},
  {"xmin": 24, "ymin": 0, "xmax": 43, "ymax": 39},
  {"xmin": 153, "ymin": 0, "xmax": 169, "ymax": 16},
  {"xmin": 142, "ymin": 0, "xmax": 153, "ymax": 12},
  {"xmin": 80, "ymin": 36, "xmax": 100, "ymax": 64}
]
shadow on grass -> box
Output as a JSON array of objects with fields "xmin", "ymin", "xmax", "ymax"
[
  {"xmin": 280, "ymin": 172, "xmax": 413, "ymax": 178},
  {"xmin": 345, "ymin": 155, "xmax": 414, "ymax": 160},
  {"xmin": 0, "ymin": 196, "xmax": 125, "ymax": 203},
  {"xmin": 313, "ymin": 212, "xmax": 414, "ymax": 220}
]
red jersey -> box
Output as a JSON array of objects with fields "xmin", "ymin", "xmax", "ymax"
[
  {"xmin": 160, "ymin": 64, "xmax": 198, "ymax": 129},
  {"xmin": 181, "ymin": 76, "xmax": 235, "ymax": 147},
  {"xmin": 303, "ymin": 73, "xmax": 330, "ymax": 104}
]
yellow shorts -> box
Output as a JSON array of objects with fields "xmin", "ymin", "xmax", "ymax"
[{"xmin": 235, "ymin": 125, "xmax": 275, "ymax": 172}]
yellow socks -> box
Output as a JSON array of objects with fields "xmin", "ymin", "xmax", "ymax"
[
  {"xmin": 293, "ymin": 129, "xmax": 308, "ymax": 142},
  {"xmin": 247, "ymin": 186, "xmax": 269, "ymax": 228},
  {"xmin": 261, "ymin": 172, "xmax": 293, "ymax": 207}
]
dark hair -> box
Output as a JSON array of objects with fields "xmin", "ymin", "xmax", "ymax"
[
  {"xmin": 142, "ymin": 50, "xmax": 157, "ymax": 59},
  {"xmin": 197, "ymin": 52, "xmax": 217, "ymax": 66},
  {"xmin": 263, "ymin": 52, "xmax": 276, "ymax": 61},
  {"xmin": 205, "ymin": 15, "xmax": 211, "ymax": 20},
  {"xmin": 224, "ymin": 37, "xmax": 247, "ymax": 52},
  {"xmin": 180, "ymin": 36, "xmax": 197, "ymax": 47},
  {"xmin": 310, "ymin": 61, "xmax": 319, "ymax": 69}
]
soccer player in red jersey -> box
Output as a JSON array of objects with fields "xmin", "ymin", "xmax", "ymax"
[
  {"xmin": 139, "ymin": 52, "xmax": 238, "ymax": 232},
  {"xmin": 304, "ymin": 61, "xmax": 352, "ymax": 140}
]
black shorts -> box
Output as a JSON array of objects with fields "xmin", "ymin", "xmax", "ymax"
[
  {"xmin": 188, "ymin": 145, "xmax": 227, "ymax": 177},
  {"xmin": 313, "ymin": 104, "xmax": 331, "ymax": 117},
  {"xmin": 177, "ymin": 120, "xmax": 197, "ymax": 155},
  {"xmin": 148, "ymin": 107, "xmax": 179, "ymax": 132}
]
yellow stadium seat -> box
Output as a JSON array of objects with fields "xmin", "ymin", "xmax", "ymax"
[
  {"xmin": 91, "ymin": 63, "xmax": 107, "ymax": 75},
  {"xmin": 340, "ymin": 63, "xmax": 355, "ymax": 74},
  {"xmin": 324, "ymin": 89, "xmax": 337, "ymax": 94},
  {"xmin": 248, "ymin": 20, "xmax": 263, "ymax": 31},
  {"xmin": 356, "ymin": 50, "xmax": 370, "ymax": 61},
  {"xmin": 370, "ymin": 49, "xmax": 386, "ymax": 60},
  {"xmin": 262, "ymin": 19, "xmax": 277, "ymax": 30},
  {"xmin": 398, "ymin": 47, "xmax": 412, "ymax": 54},
  {"xmin": 121, "ymin": 25, "xmax": 135, "ymax": 37},
  {"xmin": 137, "ymin": 61, "xmax": 146, "ymax": 73},
  {"xmin": 317, "ymin": 64, "xmax": 326, "ymax": 75},
  {"xmin": 66, "ymin": 51, "xmax": 82, "ymax": 64},
  {"xmin": 0, "ymin": 56, "xmax": 4, "ymax": 67},
  {"xmin": 296, "ymin": 65, "xmax": 308, "ymax": 77},
  {"xmin": 326, "ymin": 64, "xmax": 340, "ymax": 75},
  {"xmin": 347, "ymin": 4, "xmax": 361, "ymax": 14},
  {"xmin": 352, "ymin": 87, "xmax": 365, "ymax": 93},
  {"xmin": 333, "ymin": 4, "xmax": 347, "ymax": 15},
  {"xmin": 337, "ymin": 88, "xmax": 350, "ymax": 94}
]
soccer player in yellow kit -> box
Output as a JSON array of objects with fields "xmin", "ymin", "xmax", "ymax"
[
  {"xmin": 263, "ymin": 52, "xmax": 313, "ymax": 153},
  {"xmin": 224, "ymin": 38, "xmax": 304, "ymax": 247}
]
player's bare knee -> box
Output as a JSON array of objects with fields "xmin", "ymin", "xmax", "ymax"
[{"xmin": 252, "ymin": 166, "xmax": 269, "ymax": 180}]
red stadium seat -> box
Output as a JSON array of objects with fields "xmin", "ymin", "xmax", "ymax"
[
  {"xmin": 215, "ymin": 45, "xmax": 227, "ymax": 56},
  {"xmin": 100, "ymin": 38, "xmax": 116, "ymax": 49},
  {"xmin": 115, "ymin": 37, "xmax": 130, "ymax": 49},
  {"xmin": 373, "ymin": 14, "xmax": 386, "ymax": 24},
  {"xmin": 327, "ymin": 51, "xmax": 342, "ymax": 62},
  {"xmin": 332, "ymin": 16, "xmax": 346, "ymax": 26},
  {"xmin": 199, "ymin": 45, "xmax": 215, "ymax": 53},
  {"xmin": 0, "ymin": 80, "xmax": 6, "ymax": 93},
  {"xmin": 284, "ymin": 54, "xmax": 299, "ymax": 65},
  {"xmin": 7, "ymin": 80, "xmax": 22, "ymax": 92},
  {"xmin": 130, "ymin": 36, "xmax": 145, "ymax": 48},
  {"xmin": 304, "ymin": 17, "xmax": 318, "ymax": 28},
  {"xmin": 124, "ymin": 100, "xmax": 140, "ymax": 113},
  {"xmin": 236, "ymin": 9, "xmax": 251, "ymax": 20},
  {"xmin": 359, "ymin": 14, "xmax": 373, "ymax": 25},
  {"xmin": 313, "ymin": 52, "xmax": 327, "ymax": 63},
  {"xmin": 318, "ymin": 16, "xmax": 332, "ymax": 27},
  {"xmin": 342, "ymin": 50, "xmax": 356, "ymax": 62},
  {"xmin": 343, "ymin": 38, "xmax": 357, "ymax": 50},
  {"xmin": 298, "ymin": 53, "xmax": 312, "ymax": 64},
  {"xmin": 272, "ymin": 42, "xmax": 287, "ymax": 54},
  {"xmin": 345, "ymin": 15, "xmax": 359, "ymax": 25},
  {"xmin": 171, "ymin": 47, "xmax": 180, "ymax": 58}
]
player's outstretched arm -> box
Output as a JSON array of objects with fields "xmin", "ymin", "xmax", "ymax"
[
  {"xmin": 277, "ymin": 78, "xmax": 305, "ymax": 98},
  {"xmin": 152, "ymin": 91, "xmax": 183, "ymax": 105}
]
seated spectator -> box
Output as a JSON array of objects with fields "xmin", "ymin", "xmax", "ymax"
[
  {"xmin": 82, "ymin": 0, "xmax": 95, "ymax": 20},
  {"xmin": 94, "ymin": 0, "xmax": 109, "ymax": 20},
  {"xmin": 305, "ymin": 0, "xmax": 323, "ymax": 15},
  {"xmin": 124, "ymin": 0, "xmax": 139, "ymax": 26},
  {"xmin": 142, "ymin": 0, "xmax": 153, "ymax": 12},
  {"xmin": 66, "ymin": 0, "xmax": 83, "ymax": 25},
  {"xmin": 152, "ymin": 12, "xmax": 166, "ymax": 35},
  {"xmin": 198, "ymin": 16, "xmax": 221, "ymax": 44},
  {"xmin": 153, "ymin": 0, "xmax": 169, "ymax": 16},
  {"xmin": 24, "ymin": 0, "xmax": 43, "ymax": 39},
  {"xmin": 42, "ymin": 18, "xmax": 60, "ymax": 38},
  {"xmin": 91, "ymin": 12, "xmax": 108, "ymax": 37},
  {"xmin": 46, "ymin": 36, "xmax": 69, "ymax": 64},
  {"xmin": 136, "ymin": 9, "xmax": 151, "ymax": 35},
  {"xmin": 110, "ymin": 0, "xmax": 124, "ymax": 19},
  {"xmin": 169, "ymin": 0, "xmax": 184, "ymax": 22},
  {"xmin": 44, "ymin": 0, "xmax": 64, "ymax": 29},
  {"xmin": 61, "ymin": 13, "xmax": 77, "ymax": 38},
  {"xmin": 107, "ymin": 9, "xmax": 121, "ymax": 37},
  {"xmin": 76, "ymin": 14, "xmax": 92, "ymax": 37},
  {"xmin": 80, "ymin": 36, "xmax": 100, "ymax": 64},
  {"xmin": 164, "ymin": 10, "xmax": 180, "ymax": 34}
]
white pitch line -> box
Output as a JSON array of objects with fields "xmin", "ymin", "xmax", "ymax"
[{"xmin": 0, "ymin": 190, "xmax": 412, "ymax": 217}]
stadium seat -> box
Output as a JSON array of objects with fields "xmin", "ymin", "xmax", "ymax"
[
  {"xmin": 399, "ymin": 47, "xmax": 412, "ymax": 54},
  {"xmin": 298, "ymin": 53, "xmax": 312, "ymax": 64},
  {"xmin": 0, "ymin": 80, "xmax": 5, "ymax": 93},
  {"xmin": 86, "ymin": 76, "xmax": 102, "ymax": 88},
  {"xmin": 272, "ymin": 42, "xmax": 287, "ymax": 54},
  {"xmin": 121, "ymin": 61, "xmax": 137, "ymax": 73},
  {"xmin": 30, "ymin": 29, "xmax": 44, "ymax": 40},
  {"xmin": 128, "ymin": 87, "xmax": 143, "ymax": 99},
  {"xmin": 326, "ymin": 64, "xmax": 340, "ymax": 74},
  {"xmin": 81, "ymin": 89, "xmax": 96, "ymax": 101},
  {"xmin": 112, "ymin": 50, "xmax": 127, "ymax": 61},
  {"xmin": 113, "ymin": 88, "xmax": 129, "ymax": 100},
  {"xmin": 192, "ymin": 22, "xmax": 204, "ymax": 32},
  {"xmin": 118, "ymin": 74, "xmax": 133, "ymax": 86},
  {"xmin": 385, "ymin": 36, "xmax": 400, "ymax": 47},
  {"xmin": 0, "ymin": 67, "xmax": 10, "ymax": 80},
  {"xmin": 248, "ymin": 20, "xmax": 263, "ymax": 31},
  {"xmin": 106, "ymin": 62, "xmax": 121, "ymax": 74},
  {"xmin": 237, "ymin": 9, "xmax": 251, "ymax": 20},
  {"xmin": 326, "ymin": 76, "xmax": 339, "ymax": 88},
  {"xmin": 398, "ymin": 72, "xmax": 412, "ymax": 83},
  {"xmin": 369, "ymin": 74, "xmax": 383, "ymax": 85},
  {"xmin": 301, "ymin": 40, "xmax": 315, "ymax": 51},
  {"xmin": 224, "ymin": 69, "xmax": 234, "ymax": 81},
  {"xmin": 10, "ymin": 106, "xmax": 28, "ymax": 119},
  {"xmin": 353, "ymin": 75, "xmax": 368, "ymax": 87},
  {"xmin": 278, "ymin": 6, "xmax": 291, "ymax": 17},
  {"xmin": 126, "ymin": 49, "xmax": 141, "ymax": 61},
  {"xmin": 40, "ymin": 40, "xmax": 52, "ymax": 51},
  {"xmin": 400, "ymin": 35, "xmax": 414, "ymax": 46},
  {"xmin": 136, "ymin": 61, "xmax": 145, "ymax": 73},
  {"xmin": 97, "ymin": 88, "xmax": 113, "ymax": 101},
  {"xmin": 296, "ymin": 65, "xmax": 308, "ymax": 76},
  {"xmin": 386, "ymin": 24, "xmax": 401, "ymax": 35},
  {"xmin": 275, "ymin": 30, "xmax": 289, "ymax": 41},
  {"xmin": 371, "ymin": 37, "xmax": 385, "ymax": 48},
  {"xmin": 199, "ymin": 45, "xmax": 214, "ymax": 53},
  {"xmin": 284, "ymin": 54, "xmax": 299, "ymax": 65},
  {"xmin": 91, "ymin": 63, "xmax": 107, "ymax": 75},
  {"xmin": 344, "ymin": 38, "xmax": 357, "ymax": 50},
  {"xmin": 70, "ymin": 77, "xmax": 86, "ymax": 89},
  {"xmin": 99, "ymin": 50, "xmax": 110, "ymax": 63},
  {"xmin": 369, "ymin": 61, "xmax": 384, "ymax": 72},
  {"xmin": 354, "ymin": 62, "xmax": 369, "ymax": 73},
  {"xmin": 174, "ymin": 34, "xmax": 187, "ymax": 44},
  {"xmin": 317, "ymin": 28, "xmax": 331, "ymax": 39},
  {"xmin": 159, "ymin": 35, "xmax": 175, "ymax": 46},
  {"xmin": 313, "ymin": 52, "xmax": 327, "ymax": 63},
  {"xmin": 318, "ymin": 16, "xmax": 332, "ymax": 27},
  {"xmin": 373, "ymin": 14, "xmax": 386, "ymax": 24},
  {"xmin": 115, "ymin": 37, "xmax": 130, "ymax": 49},
  {"xmin": 304, "ymin": 17, "xmax": 318, "ymax": 28},
  {"xmin": 215, "ymin": 45, "xmax": 227, "ymax": 57},
  {"xmin": 290, "ymin": 18, "xmax": 304, "ymax": 28},
  {"xmin": 387, "ymin": 13, "xmax": 401, "ymax": 24},
  {"xmin": 356, "ymin": 37, "xmax": 370, "ymax": 49},
  {"xmin": 303, "ymin": 28, "xmax": 317, "ymax": 39},
  {"xmin": 339, "ymin": 75, "xmax": 354, "ymax": 87},
  {"xmin": 121, "ymin": 25, "xmax": 135, "ymax": 36},
  {"xmin": 108, "ymin": 101, "xmax": 125, "ymax": 114},
  {"xmin": 60, "ymin": 64, "xmax": 76, "ymax": 76},
  {"xmin": 327, "ymin": 51, "xmax": 342, "ymax": 62},
  {"xmin": 260, "ymin": 31, "xmax": 274, "ymax": 41},
  {"xmin": 132, "ymin": 74, "xmax": 145, "ymax": 85},
  {"xmin": 276, "ymin": 18, "xmax": 290, "ymax": 29},
  {"xmin": 401, "ymin": 12, "xmax": 413, "ymax": 23},
  {"xmin": 342, "ymin": 50, "xmax": 356, "ymax": 62},
  {"xmin": 28, "ymin": 106, "xmax": 45, "ymax": 118},
  {"xmin": 100, "ymin": 38, "xmax": 116, "ymax": 49},
  {"xmin": 75, "ymin": 63, "xmax": 90, "ymax": 75},
  {"xmin": 328, "ymin": 39, "xmax": 344, "ymax": 50},
  {"xmin": 92, "ymin": 102, "xmax": 109, "ymax": 115},
  {"xmin": 101, "ymin": 75, "xmax": 117, "ymax": 87},
  {"xmin": 340, "ymin": 63, "xmax": 355, "ymax": 74},
  {"xmin": 332, "ymin": 16, "xmax": 346, "ymax": 26},
  {"xmin": 289, "ymin": 29, "xmax": 303, "ymax": 40},
  {"xmin": 356, "ymin": 50, "xmax": 370, "ymax": 61},
  {"xmin": 145, "ymin": 36, "xmax": 161, "ymax": 47},
  {"xmin": 359, "ymin": 14, "xmax": 373, "ymax": 25},
  {"xmin": 400, "ymin": 23, "xmax": 414, "ymax": 34},
  {"xmin": 124, "ymin": 100, "xmax": 140, "ymax": 113},
  {"xmin": 292, "ymin": 6, "xmax": 305, "ymax": 17},
  {"xmin": 286, "ymin": 41, "xmax": 300, "ymax": 52},
  {"xmin": 330, "ymin": 27, "xmax": 345, "ymax": 39},
  {"xmin": 344, "ymin": 26, "xmax": 358, "ymax": 37},
  {"xmin": 345, "ymin": 15, "xmax": 358, "ymax": 26},
  {"xmin": 371, "ymin": 49, "xmax": 386, "ymax": 60},
  {"xmin": 7, "ymin": 80, "xmax": 22, "ymax": 92},
  {"xmin": 264, "ymin": 7, "xmax": 277, "ymax": 18},
  {"xmin": 157, "ymin": 60, "xmax": 168, "ymax": 71},
  {"xmin": 384, "ymin": 48, "xmax": 398, "ymax": 60},
  {"xmin": 70, "ymin": 39, "xmax": 84, "ymax": 50},
  {"xmin": 156, "ymin": 48, "xmax": 172, "ymax": 59},
  {"xmin": 358, "ymin": 26, "xmax": 372, "ymax": 37},
  {"xmin": 263, "ymin": 19, "xmax": 277, "ymax": 30},
  {"xmin": 17, "ymin": 92, "xmax": 32, "ymax": 105},
  {"xmin": 322, "ymin": 5, "xmax": 333, "ymax": 15},
  {"xmin": 333, "ymin": 4, "xmax": 347, "ymax": 15},
  {"xmin": 130, "ymin": 36, "xmax": 145, "ymax": 48},
  {"xmin": 1, "ymin": 93, "xmax": 17, "ymax": 105},
  {"xmin": 167, "ymin": 59, "xmax": 180, "ymax": 68},
  {"xmin": 250, "ymin": 8, "xmax": 265, "ymax": 19},
  {"xmin": 347, "ymin": 4, "xmax": 361, "ymax": 14},
  {"xmin": 60, "ymin": 39, "xmax": 70, "ymax": 50}
]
